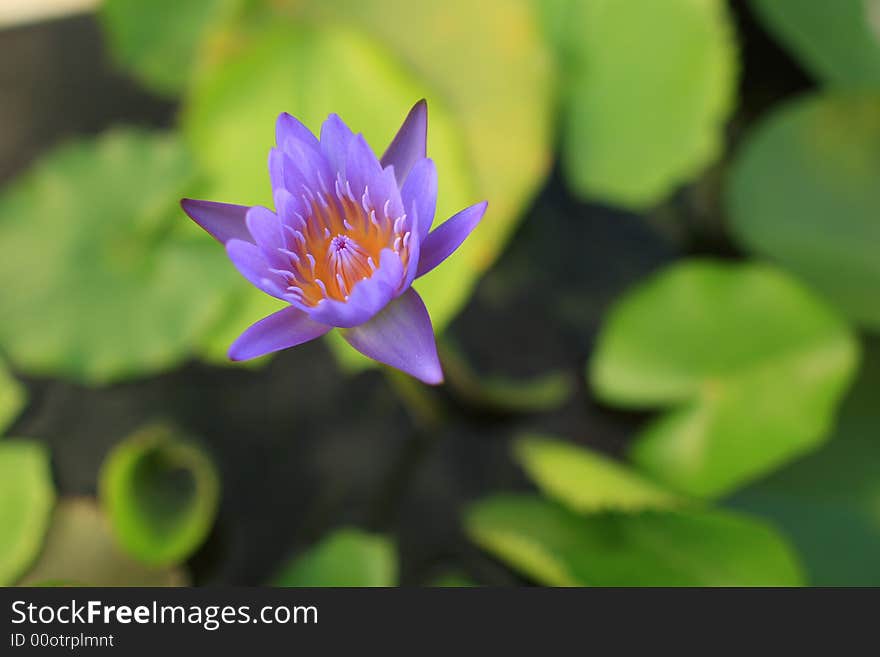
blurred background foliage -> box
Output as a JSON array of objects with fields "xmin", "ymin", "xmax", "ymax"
[{"xmin": 0, "ymin": 0, "xmax": 877, "ymax": 586}]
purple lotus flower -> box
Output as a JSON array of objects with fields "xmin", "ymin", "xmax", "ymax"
[{"xmin": 181, "ymin": 100, "xmax": 487, "ymax": 384}]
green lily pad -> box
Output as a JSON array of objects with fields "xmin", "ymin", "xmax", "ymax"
[
  {"xmin": 272, "ymin": 528, "xmax": 396, "ymax": 587},
  {"xmin": 100, "ymin": 424, "xmax": 220, "ymax": 566},
  {"xmin": 19, "ymin": 498, "xmax": 187, "ymax": 586},
  {"xmin": 730, "ymin": 339, "xmax": 880, "ymax": 586},
  {"xmin": 0, "ymin": 441, "xmax": 54, "ymax": 585},
  {"xmin": 0, "ymin": 129, "xmax": 238, "ymax": 384},
  {"xmin": 727, "ymin": 92, "xmax": 880, "ymax": 331},
  {"xmin": 466, "ymin": 494, "xmax": 804, "ymax": 586},
  {"xmin": 0, "ymin": 360, "xmax": 25, "ymax": 435},
  {"xmin": 514, "ymin": 435, "xmax": 681, "ymax": 513},
  {"xmin": 549, "ymin": 0, "xmax": 737, "ymax": 208},
  {"xmin": 749, "ymin": 0, "xmax": 880, "ymax": 88},
  {"xmin": 99, "ymin": 0, "xmax": 242, "ymax": 96},
  {"xmin": 590, "ymin": 260, "xmax": 859, "ymax": 498}
]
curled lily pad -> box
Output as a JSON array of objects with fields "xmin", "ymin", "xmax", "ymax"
[
  {"xmin": 0, "ymin": 360, "xmax": 25, "ymax": 435},
  {"xmin": 466, "ymin": 494, "xmax": 804, "ymax": 586},
  {"xmin": 99, "ymin": 424, "xmax": 220, "ymax": 566},
  {"xmin": 749, "ymin": 0, "xmax": 880, "ymax": 88},
  {"xmin": 514, "ymin": 435, "xmax": 681, "ymax": 513},
  {"xmin": 0, "ymin": 129, "xmax": 238, "ymax": 384},
  {"xmin": 727, "ymin": 92, "xmax": 880, "ymax": 331},
  {"xmin": 19, "ymin": 498, "xmax": 186, "ymax": 586},
  {"xmin": 272, "ymin": 528, "xmax": 397, "ymax": 587},
  {"xmin": 590, "ymin": 260, "xmax": 859, "ymax": 498},
  {"xmin": 547, "ymin": 0, "xmax": 737, "ymax": 208},
  {"xmin": 0, "ymin": 440, "xmax": 54, "ymax": 585}
]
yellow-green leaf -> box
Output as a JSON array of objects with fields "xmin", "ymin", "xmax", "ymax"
[
  {"xmin": 514, "ymin": 435, "xmax": 680, "ymax": 513},
  {"xmin": 467, "ymin": 494, "xmax": 804, "ymax": 586},
  {"xmin": 0, "ymin": 441, "xmax": 54, "ymax": 585}
]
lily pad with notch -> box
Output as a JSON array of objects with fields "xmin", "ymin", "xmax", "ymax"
[{"xmin": 589, "ymin": 260, "xmax": 859, "ymax": 498}]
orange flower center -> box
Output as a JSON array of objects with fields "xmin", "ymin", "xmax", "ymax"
[{"xmin": 277, "ymin": 183, "xmax": 410, "ymax": 306}]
